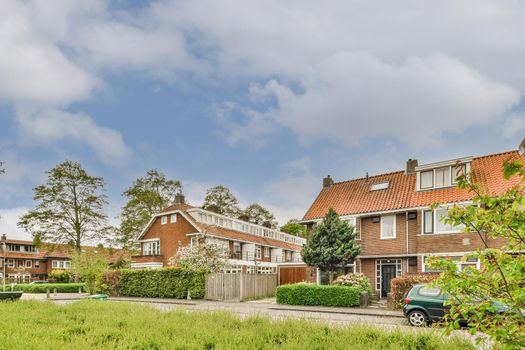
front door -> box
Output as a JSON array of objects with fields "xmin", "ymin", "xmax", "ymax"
[{"xmin": 381, "ymin": 264, "xmax": 396, "ymax": 298}]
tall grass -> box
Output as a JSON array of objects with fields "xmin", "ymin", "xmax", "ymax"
[{"xmin": 0, "ymin": 301, "xmax": 473, "ymax": 349}]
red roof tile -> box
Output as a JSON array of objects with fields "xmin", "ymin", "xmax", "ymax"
[{"xmin": 303, "ymin": 151, "xmax": 524, "ymax": 220}]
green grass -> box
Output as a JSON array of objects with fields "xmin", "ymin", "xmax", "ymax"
[{"xmin": 0, "ymin": 301, "xmax": 473, "ymax": 350}]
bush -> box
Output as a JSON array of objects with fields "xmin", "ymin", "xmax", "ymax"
[
  {"xmin": 332, "ymin": 273, "xmax": 373, "ymax": 298},
  {"xmin": 276, "ymin": 283, "xmax": 362, "ymax": 307},
  {"xmin": 47, "ymin": 270, "xmax": 71, "ymax": 283},
  {"xmin": 12, "ymin": 283, "xmax": 85, "ymax": 293},
  {"xmin": 117, "ymin": 268, "xmax": 205, "ymax": 299},
  {"xmin": 389, "ymin": 274, "xmax": 438, "ymax": 309},
  {"xmin": 101, "ymin": 270, "xmax": 122, "ymax": 296}
]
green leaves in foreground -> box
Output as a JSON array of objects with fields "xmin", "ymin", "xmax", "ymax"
[{"xmin": 0, "ymin": 301, "xmax": 473, "ymax": 350}]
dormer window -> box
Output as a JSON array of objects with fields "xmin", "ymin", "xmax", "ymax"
[{"xmin": 416, "ymin": 158, "xmax": 471, "ymax": 191}]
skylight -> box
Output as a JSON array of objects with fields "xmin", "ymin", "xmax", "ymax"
[{"xmin": 370, "ymin": 182, "xmax": 389, "ymax": 191}]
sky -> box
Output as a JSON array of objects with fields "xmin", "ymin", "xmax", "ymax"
[{"xmin": 0, "ymin": 0, "xmax": 524, "ymax": 240}]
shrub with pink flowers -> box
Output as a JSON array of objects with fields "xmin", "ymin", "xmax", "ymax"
[{"xmin": 332, "ymin": 273, "xmax": 373, "ymax": 298}]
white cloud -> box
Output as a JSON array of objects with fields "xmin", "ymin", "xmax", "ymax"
[
  {"xmin": 246, "ymin": 53, "xmax": 519, "ymax": 148},
  {"xmin": 502, "ymin": 114, "xmax": 525, "ymax": 139},
  {"xmin": 0, "ymin": 207, "xmax": 31, "ymax": 240},
  {"xmin": 17, "ymin": 109, "xmax": 131, "ymax": 165}
]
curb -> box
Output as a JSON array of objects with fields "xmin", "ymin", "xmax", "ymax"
[{"xmin": 266, "ymin": 306, "xmax": 405, "ymax": 318}]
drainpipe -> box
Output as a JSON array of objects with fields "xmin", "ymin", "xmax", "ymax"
[{"xmin": 405, "ymin": 212, "xmax": 409, "ymax": 274}]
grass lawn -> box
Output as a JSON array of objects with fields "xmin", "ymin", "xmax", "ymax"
[{"xmin": 0, "ymin": 301, "xmax": 473, "ymax": 350}]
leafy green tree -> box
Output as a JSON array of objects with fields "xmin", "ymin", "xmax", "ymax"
[
  {"xmin": 202, "ymin": 185, "xmax": 240, "ymax": 217},
  {"xmin": 427, "ymin": 158, "xmax": 525, "ymax": 348},
  {"xmin": 241, "ymin": 203, "xmax": 277, "ymax": 228},
  {"xmin": 18, "ymin": 160, "xmax": 111, "ymax": 251},
  {"xmin": 119, "ymin": 170, "xmax": 183, "ymax": 248},
  {"xmin": 301, "ymin": 208, "xmax": 361, "ymax": 283},
  {"xmin": 280, "ymin": 219, "xmax": 307, "ymax": 237},
  {"xmin": 71, "ymin": 251, "xmax": 109, "ymax": 294}
]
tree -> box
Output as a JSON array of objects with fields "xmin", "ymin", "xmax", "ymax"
[
  {"xmin": 241, "ymin": 203, "xmax": 277, "ymax": 228},
  {"xmin": 18, "ymin": 160, "xmax": 111, "ymax": 251},
  {"xmin": 169, "ymin": 238, "xmax": 230, "ymax": 273},
  {"xmin": 119, "ymin": 170, "xmax": 183, "ymax": 248},
  {"xmin": 280, "ymin": 219, "xmax": 307, "ymax": 237},
  {"xmin": 301, "ymin": 208, "xmax": 361, "ymax": 284},
  {"xmin": 202, "ymin": 185, "xmax": 240, "ymax": 217},
  {"xmin": 427, "ymin": 158, "xmax": 525, "ymax": 348},
  {"xmin": 71, "ymin": 251, "xmax": 109, "ymax": 294}
]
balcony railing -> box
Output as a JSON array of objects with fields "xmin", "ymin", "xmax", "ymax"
[{"xmin": 131, "ymin": 255, "xmax": 163, "ymax": 264}]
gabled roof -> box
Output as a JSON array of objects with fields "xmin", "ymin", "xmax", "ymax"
[
  {"xmin": 139, "ymin": 203, "xmax": 303, "ymax": 251},
  {"xmin": 303, "ymin": 150, "xmax": 525, "ymax": 221}
]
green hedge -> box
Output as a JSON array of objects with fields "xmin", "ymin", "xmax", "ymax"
[
  {"xmin": 12, "ymin": 283, "xmax": 85, "ymax": 293},
  {"xmin": 276, "ymin": 283, "xmax": 362, "ymax": 307},
  {"xmin": 117, "ymin": 268, "xmax": 205, "ymax": 299}
]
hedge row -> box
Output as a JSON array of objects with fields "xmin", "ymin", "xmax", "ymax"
[
  {"xmin": 390, "ymin": 274, "xmax": 438, "ymax": 309},
  {"xmin": 12, "ymin": 283, "xmax": 85, "ymax": 293},
  {"xmin": 276, "ymin": 283, "xmax": 361, "ymax": 307},
  {"xmin": 116, "ymin": 268, "xmax": 206, "ymax": 299}
]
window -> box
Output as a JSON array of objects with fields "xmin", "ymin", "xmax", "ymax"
[
  {"xmin": 423, "ymin": 210, "xmax": 433, "ymax": 234},
  {"xmin": 143, "ymin": 241, "xmax": 160, "ymax": 255},
  {"xmin": 7, "ymin": 259, "xmax": 14, "ymax": 267},
  {"xmin": 25, "ymin": 260, "xmax": 32, "ymax": 268},
  {"xmin": 422, "ymin": 256, "xmax": 479, "ymax": 272},
  {"xmin": 161, "ymin": 216, "xmax": 167, "ymax": 225},
  {"xmin": 35, "ymin": 260, "xmax": 40, "ymax": 268},
  {"xmin": 255, "ymin": 246, "xmax": 262, "ymax": 259},
  {"xmin": 452, "ymin": 164, "xmax": 467, "ymax": 183},
  {"xmin": 435, "ymin": 208, "xmax": 463, "ymax": 233},
  {"xmin": 420, "ymin": 170, "xmax": 433, "ymax": 189},
  {"xmin": 233, "ymin": 242, "xmax": 241, "ymax": 254},
  {"xmin": 380, "ymin": 215, "xmax": 396, "ymax": 239},
  {"xmin": 52, "ymin": 260, "xmax": 71, "ymax": 269},
  {"xmin": 370, "ymin": 182, "xmax": 389, "ymax": 191},
  {"xmin": 170, "ymin": 214, "xmax": 177, "ymax": 223},
  {"xmin": 264, "ymin": 247, "xmax": 270, "ymax": 258},
  {"xmin": 23, "ymin": 245, "xmax": 37, "ymax": 253},
  {"xmin": 418, "ymin": 287, "xmax": 442, "ymax": 297},
  {"xmin": 434, "ymin": 167, "xmax": 451, "ymax": 188}
]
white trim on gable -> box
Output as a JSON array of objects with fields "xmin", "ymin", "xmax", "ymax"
[{"xmin": 135, "ymin": 209, "xmax": 203, "ymax": 241}]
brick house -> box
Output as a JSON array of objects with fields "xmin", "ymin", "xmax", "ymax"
[
  {"xmin": 300, "ymin": 150, "xmax": 524, "ymax": 298},
  {"xmin": 131, "ymin": 204, "xmax": 306, "ymax": 274},
  {"xmin": 0, "ymin": 234, "xmax": 127, "ymax": 283}
]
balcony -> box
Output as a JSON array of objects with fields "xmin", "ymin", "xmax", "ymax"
[
  {"xmin": 131, "ymin": 255, "xmax": 163, "ymax": 264},
  {"xmin": 271, "ymin": 255, "xmax": 303, "ymax": 263}
]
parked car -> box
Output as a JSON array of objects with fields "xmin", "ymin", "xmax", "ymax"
[{"xmin": 403, "ymin": 284, "xmax": 509, "ymax": 327}]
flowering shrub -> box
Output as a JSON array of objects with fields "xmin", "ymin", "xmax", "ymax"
[
  {"xmin": 332, "ymin": 273, "xmax": 373, "ymax": 298},
  {"xmin": 389, "ymin": 274, "xmax": 438, "ymax": 309},
  {"xmin": 169, "ymin": 241, "xmax": 230, "ymax": 273}
]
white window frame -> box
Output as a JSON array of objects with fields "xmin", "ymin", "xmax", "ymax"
[
  {"xmin": 7, "ymin": 259, "xmax": 14, "ymax": 268},
  {"xmin": 255, "ymin": 246, "xmax": 262, "ymax": 259},
  {"xmin": 35, "ymin": 260, "xmax": 40, "ymax": 268},
  {"xmin": 422, "ymin": 255, "xmax": 480, "ymax": 273},
  {"xmin": 434, "ymin": 207, "xmax": 464, "ymax": 234},
  {"xmin": 380, "ymin": 215, "xmax": 396, "ymax": 239},
  {"xmin": 25, "ymin": 260, "xmax": 32, "ymax": 268},
  {"xmin": 170, "ymin": 214, "xmax": 177, "ymax": 223},
  {"xmin": 143, "ymin": 240, "xmax": 160, "ymax": 256},
  {"xmin": 420, "ymin": 170, "xmax": 433, "ymax": 189},
  {"xmin": 52, "ymin": 260, "xmax": 71, "ymax": 269},
  {"xmin": 161, "ymin": 216, "xmax": 168, "ymax": 225},
  {"xmin": 264, "ymin": 247, "xmax": 270, "ymax": 258}
]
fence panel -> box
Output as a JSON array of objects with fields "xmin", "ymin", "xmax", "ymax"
[
  {"xmin": 279, "ymin": 266, "xmax": 308, "ymax": 285},
  {"xmin": 205, "ymin": 273, "xmax": 277, "ymax": 301}
]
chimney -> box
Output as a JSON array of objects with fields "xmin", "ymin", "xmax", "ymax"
[
  {"xmin": 174, "ymin": 193, "xmax": 186, "ymax": 204},
  {"xmin": 406, "ymin": 159, "xmax": 418, "ymax": 175},
  {"xmin": 1, "ymin": 234, "xmax": 6, "ymax": 241},
  {"xmin": 323, "ymin": 175, "xmax": 334, "ymax": 188}
]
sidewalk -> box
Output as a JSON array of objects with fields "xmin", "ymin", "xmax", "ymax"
[{"xmin": 109, "ymin": 296, "xmax": 404, "ymax": 318}]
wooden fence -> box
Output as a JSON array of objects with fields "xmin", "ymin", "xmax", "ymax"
[{"xmin": 205, "ymin": 273, "xmax": 278, "ymax": 301}]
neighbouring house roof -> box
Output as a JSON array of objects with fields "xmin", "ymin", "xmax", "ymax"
[
  {"xmin": 0, "ymin": 239, "xmax": 129, "ymax": 262},
  {"xmin": 143, "ymin": 203, "xmax": 304, "ymax": 251},
  {"xmin": 303, "ymin": 150, "xmax": 525, "ymax": 221}
]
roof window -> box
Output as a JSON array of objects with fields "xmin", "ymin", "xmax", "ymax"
[{"xmin": 370, "ymin": 182, "xmax": 389, "ymax": 191}]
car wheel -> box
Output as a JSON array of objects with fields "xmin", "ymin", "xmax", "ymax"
[{"xmin": 408, "ymin": 310, "xmax": 428, "ymax": 327}]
